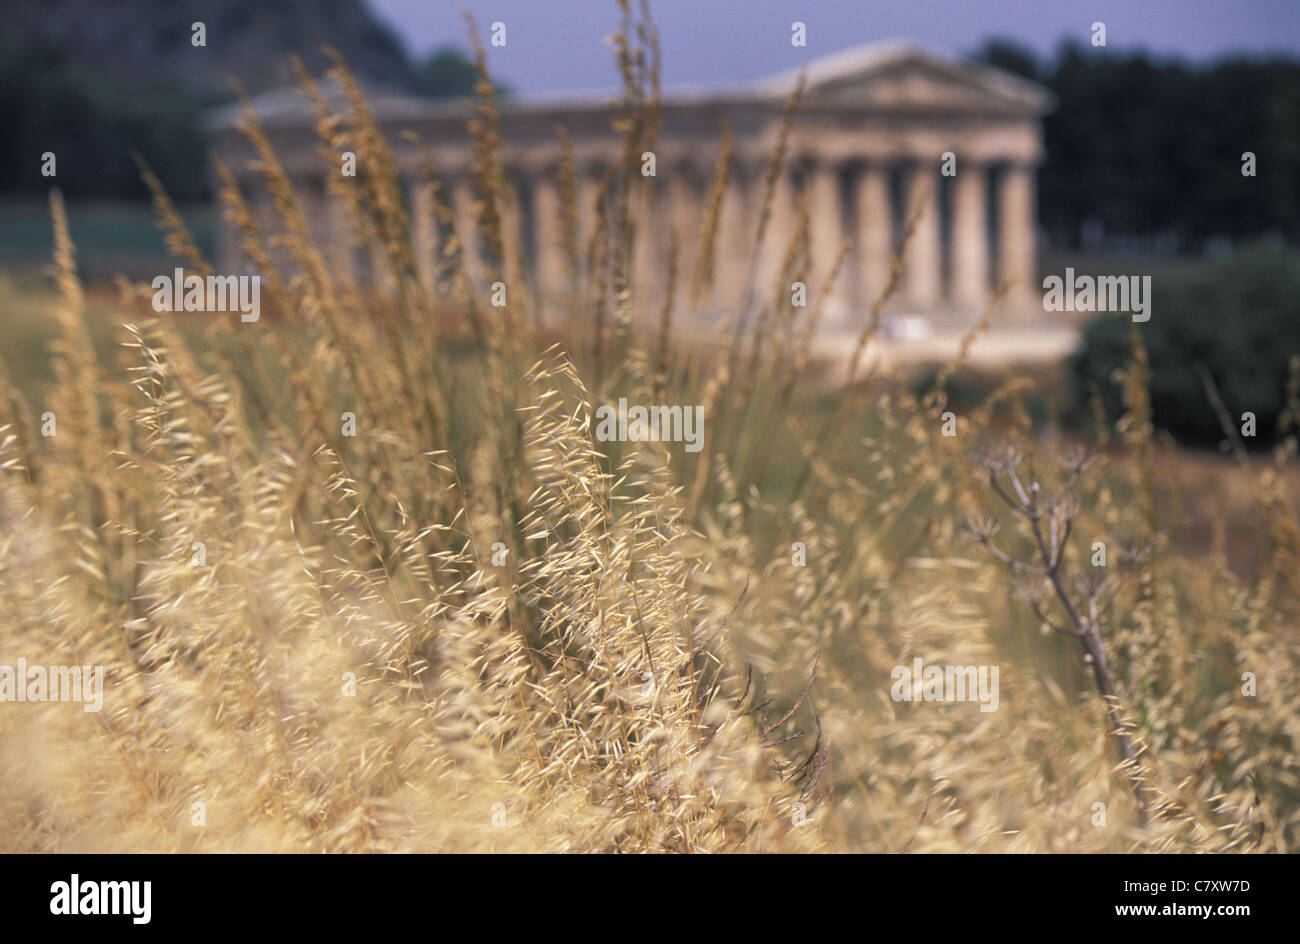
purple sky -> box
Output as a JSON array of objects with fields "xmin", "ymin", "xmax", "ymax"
[{"xmin": 368, "ymin": 0, "xmax": 1300, "ymax": 94}]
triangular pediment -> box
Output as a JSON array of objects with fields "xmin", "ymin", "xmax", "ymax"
[{"xmin": 752, "ymin": 41, "xmax": 1053, "ymax": 115}]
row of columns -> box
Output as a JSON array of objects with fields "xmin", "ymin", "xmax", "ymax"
[
  {"xmin": 763, "ymin": 158, "xmax": 1039, "ymax": 317},
  {"xmin": 246, "ymin": 155, "xmax": 1038, "ymax": 325},
  {"xmin": 433, "ymin": 158, "xmax": 1036, "ymax": 321}
]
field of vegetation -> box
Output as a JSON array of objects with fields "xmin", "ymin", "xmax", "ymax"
[{"xmin": 1, "ymin": 5, "xmax": 1297, "ymax": 853}]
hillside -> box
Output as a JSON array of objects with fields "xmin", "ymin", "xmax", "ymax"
[
  {"xmin": 0, "ymin": 0, "xmax": 477, "ymax": 202},
  {"xmin": 5, "ymin": 0, "xmax": 414, "ymax": 98}
]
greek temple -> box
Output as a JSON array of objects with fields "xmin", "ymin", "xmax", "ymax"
[{"xmin": 205, "ymin": 41, "xmax": 1066, "ymax": 362}]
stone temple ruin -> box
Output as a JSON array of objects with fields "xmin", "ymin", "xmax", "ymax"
[{"xmin": 205, "ymin": 41, "xmax": 1074, "ymax": 365}]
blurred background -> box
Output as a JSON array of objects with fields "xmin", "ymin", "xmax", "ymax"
[{"xmin": 2, "ymin": 0, "xmax": 1299, "ymax": 449}]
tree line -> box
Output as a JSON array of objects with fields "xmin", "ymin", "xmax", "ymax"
[{"xmin": 976, "ymin": 38, "xmax": 1300, "ymax": 252}]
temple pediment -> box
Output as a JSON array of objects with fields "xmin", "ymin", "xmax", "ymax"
[{"xmin": 752, "ymin": 41, "xmax": 1053, "ymax": 116}]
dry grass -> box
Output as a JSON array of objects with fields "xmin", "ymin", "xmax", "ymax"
[{"xmin": 1, "ymin": 2, "xmax": 1297, "ymax": 853}]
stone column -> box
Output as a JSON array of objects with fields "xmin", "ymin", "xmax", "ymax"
[
  {"xmin": 998, "ymin": 163, "xmax": 1038, "ymax": 311},
  {"xmin": 855, "ymin": 162, "xmax": 891, "ymax": 310},
  {"xmin": 644, "ymin": 170, "xmax": 673, "ymax": 297},
  {"xmin": 665, "ymin": 170, "xmax": 697, "ymax": 311},
  {"xmin": 326, "ymin": 186, "xmax": 357, "ymax": 282},
  {"xmin": 531, "ymin": 167, "xmax": 568, "ymax": 323},
  {"xmin": 757, "ymin": 167, "xmax": 795, "ymax": 300},
  {"xmin": 450, "ymin": 177, "xmax": 481, "ymax": 289},
  {"xmin": 576, "ymin": 168, "xmax": 605, "ymax": 269},
  {"xmin": 902, "ymin": 162, "xmax": 942, "ymax": 311},
  {"xmin": 631, "ymin": 173, "xmax": 661, "ymax": 319},
  {"xmin": 950, "ymin": 162, "xmax": 989, "ymax": 311},
  {"xmin": 496, "ymin": 172, "xmax": 523, "ymax": 285},
  {"xmin": 807, "ymin": 158, "xmax": 843, "ymax": 305},
  {"xmin": 368, "ymin": 231, "xmax": 394, "ymax": 296},
  {"xmin": 409, "ymin": 177, "xmax": 438, "ymax": 294},
  {"xmin": 714, "ymin": 168, "xmax": 753, "ymax": 313}
]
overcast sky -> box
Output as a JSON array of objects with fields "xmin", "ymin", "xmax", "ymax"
[{"xmin": 368, "ymin": 0, "xmax": 1300, "ymax": 94}]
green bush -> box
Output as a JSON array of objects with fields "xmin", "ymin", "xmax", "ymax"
[{"xmin": 1070, "ymin": 243, "xmax": 1300, "ymax": 449}]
